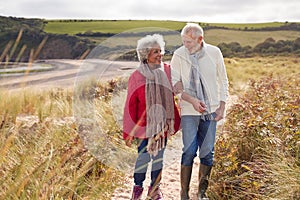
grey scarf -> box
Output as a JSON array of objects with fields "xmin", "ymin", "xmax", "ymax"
[
  {"xmin": 186, "ymin": 47, "xmax": 213, "ymax": 120},
  {"xmin": 137, "ymin": 63, "xmax": 174, "ymax": 155}
]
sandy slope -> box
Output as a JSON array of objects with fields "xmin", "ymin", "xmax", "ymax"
[{"xmin": 111, "ymin": 132, "xmax": 201, "ymax": 200}]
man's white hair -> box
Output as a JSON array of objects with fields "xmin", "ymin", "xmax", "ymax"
[
  {"xmin": 181, "ymin": 23, "xmax": 204, "ymax": 38},
  {"xmin": 136, "ymin": 34, "xmax": 165, "ymax": 63}
]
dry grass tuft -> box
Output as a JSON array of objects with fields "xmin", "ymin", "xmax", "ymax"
[{"xmin": 212, "ymin": 73, "xmax": 300, "ymax": 200}]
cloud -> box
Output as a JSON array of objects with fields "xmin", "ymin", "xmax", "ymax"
[{"xmin": 1, "ymin": 0, "xmax": 300, "ymax": 22}]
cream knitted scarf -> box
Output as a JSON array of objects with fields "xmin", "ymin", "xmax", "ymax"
[{"xmin": 137, "ymin": 63, "xmax": 175, "ymax": 156}]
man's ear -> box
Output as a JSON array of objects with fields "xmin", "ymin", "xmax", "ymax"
[{"xmin": 198, "ymin": 36, "xmax": 203, "ymax": 44}]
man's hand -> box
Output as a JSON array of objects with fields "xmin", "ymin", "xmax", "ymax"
[
  {"xmin": 214, "ymin": 101, "xmax": 226, "ymax": 121},
  {"xmin": 173, "ymin": 81, "xmax": 207, "ymax": 113},
  {"xmin": 191, "ymin": 98, "xmax": 207, "ymax": 113},
  {"xmin": 181, "ymin": 91, "xmax": 207, "ymax": 113}
]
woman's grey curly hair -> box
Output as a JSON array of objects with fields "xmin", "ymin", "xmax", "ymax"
[{"xmin": 136, "ymin": 34, "xmax": 165, "ymax": 63}]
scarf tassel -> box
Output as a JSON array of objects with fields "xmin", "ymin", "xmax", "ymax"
[
  {"xmin": 147, "ymin": 121, "xmax": 174, "ymax": 156},
  {"xmin": 200, "ymin": 113, "xmax": 215, "ymax": 121}
]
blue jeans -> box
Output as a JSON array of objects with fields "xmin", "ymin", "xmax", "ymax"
[
  {"xmin": 181, "ymin": 114, "xmax": 217, "ymax": 166},
  {"xmin": 133, "ymin": 138, "xmax": 167, "ymax": 187}
]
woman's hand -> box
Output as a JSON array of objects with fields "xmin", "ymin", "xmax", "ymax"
[
  {"xmin": 174, "ymin": 81, "xmax": 184, "ymax": 94},
  {"xmin": 125, "ymin": 135, "xmax": 134, "ymax": 147}
]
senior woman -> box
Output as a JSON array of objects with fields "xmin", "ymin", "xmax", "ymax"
[{"xmin": 123, "ymin": 34, "xmax": 180, "ymax": 200}]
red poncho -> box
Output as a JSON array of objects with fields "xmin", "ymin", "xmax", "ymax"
[{"xmin": 123, "ymin": 63, "xmax": 181, "ymax": 140}]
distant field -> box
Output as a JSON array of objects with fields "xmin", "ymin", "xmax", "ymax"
[
  {"xmin": 207, "ymin": 22, "xmax": 285, "ymax": 29},
  {"xmin": 44, "ymin": 20, "xmax": 300, "ymax": 47},
  {"xmin": 44, "ymin": 20, "xmax": 289, "ymax": 35},
  {"xmin": 44, "ymin": 20, "xmax": 186, "ymax": 34},
  {"xmin": 204, "ymin": 29, "xmax": 300, "ymax": 46},
  {"xmin": 67, "ymin": 29, "xmax": 300, "ymax": 48}
]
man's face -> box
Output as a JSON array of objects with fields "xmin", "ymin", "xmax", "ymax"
[{"xmin": 182, "ymin": 32, "xmax": 202, "ymax": 54}]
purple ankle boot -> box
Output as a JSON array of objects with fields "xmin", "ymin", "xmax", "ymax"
[{"xmin": 131, "ymin": 185, "xmax": 143, "ymax": 200}]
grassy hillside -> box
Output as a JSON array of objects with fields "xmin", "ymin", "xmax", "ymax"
[
  {"xmin": 44, "ymin": 20, "xmax": 290, "ymax": 35},
  {"xmin": 74, "ymin": 29, "xmax": 300, "ymax": 48},
  {"xmin": 44, "ymin": 20, "xmax": 187, "ymax": 34},
  {"xmin": 204, "ymin": 22, "xmax": 285, "ymax": 29},
  {"xmin": 0, "ymin": 16, "xmax": 94, "ymax": 62},
  {"xmin": 64, "ymin": 29, "xmax": 300, "ymax": 47},
  {"xmin": 44, "ymin": 20, "xmax": 300, "ymax": 47},
  {"xmin": 0, "ymin": 16, "xmax": 45, "ymax": 34},
  {"xmin": 1, "ymin": 16, "xmax": 299, "ymax": 61},
  {"xmin": 205, "ymin": 29, "xmax": 300, "ymax": 46}
]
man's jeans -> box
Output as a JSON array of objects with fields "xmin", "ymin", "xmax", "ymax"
[
  {"xmin": 133, "ymin": 138, "xmax": 167, "ymax": 187},
  {"xmin": 181, "ymin": 114, "xmax": 217, "ymax": 166}
]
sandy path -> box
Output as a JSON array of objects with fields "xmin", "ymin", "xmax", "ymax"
[{"xmin": 111, "ymin": 132, "xmax": 200, "ymax": 200}]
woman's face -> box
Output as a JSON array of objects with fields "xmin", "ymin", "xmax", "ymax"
[{"xmin": 147, "ymin": 44, "xmax": 162, "ymax": 65}]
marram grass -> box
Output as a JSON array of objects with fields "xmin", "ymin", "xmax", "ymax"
[{"xmin": 0, "ymin": 87, "xmax": 124, "ymax": 200}]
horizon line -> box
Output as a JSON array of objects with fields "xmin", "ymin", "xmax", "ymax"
[{"xmin": 1, "ymin": 15, "xmax": 299, "ymax": 24}]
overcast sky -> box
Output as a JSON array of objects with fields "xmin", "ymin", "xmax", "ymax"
[{"xmin": 1, "ymin": 0, "xmax": 299, "ymax": 23}]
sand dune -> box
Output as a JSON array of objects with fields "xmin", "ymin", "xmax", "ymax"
[{"xmin": 1, "ymin": 59, "xmax": 236, "ymax": 199}]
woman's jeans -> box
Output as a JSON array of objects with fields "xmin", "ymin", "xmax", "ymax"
[
  {"xmin": 134, "ymin": 138, "xmax": 167, "ymax": 187},
  {"xmin": 181, "ymin": 114, "xmax": 217, "ymax": 166}
]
